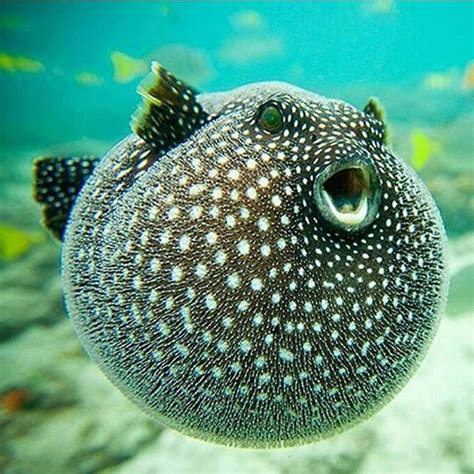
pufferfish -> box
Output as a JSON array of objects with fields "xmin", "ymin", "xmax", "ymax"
[{"xmin": 33, "ymin": 63, "xmax": 448, "ymax": 448}]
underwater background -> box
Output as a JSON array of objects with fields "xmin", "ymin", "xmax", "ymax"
[{"xmin": 0, "ymin": 1, "xmax": 473, "ymax": 473}]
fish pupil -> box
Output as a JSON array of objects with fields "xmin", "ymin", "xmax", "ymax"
[
  {"xmin": 323, "ymin": 167, "xmax": 368, "ymax": 213},
  {"xmin": 258, "ymin": 104, "xmax": 284, "ymax": 133}
]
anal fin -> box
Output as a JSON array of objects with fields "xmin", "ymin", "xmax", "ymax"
[{"xmin": 33, "ymin": 156, "xmax": 99, "ymax": 240}]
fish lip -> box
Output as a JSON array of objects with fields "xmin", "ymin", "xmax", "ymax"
[{"xmin": 313, "ymin": 154, "xmax": 382, "ymax": 233}]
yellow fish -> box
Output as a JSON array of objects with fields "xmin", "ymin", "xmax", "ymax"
[
  {"xmin": 110, "ymin": 51, "xmax": 147, "ymax": 83},
  {"xmin": 111, "ymin": 45, "xmax": 213, "ymax": 86},
  {"xmin": 157, "ymin": 1, "xmax": 172, "ymax": 17},
  {"xmin": 0, "ymin": 53, "xmax": 44, "ymax": 73},
  {"xmin": 75, "ymin": 71, "xmax": 104, "ymax": 86},
  {"xmin": 462, "ymin": 61, "xmax": 474, "ymax": 92},
  {"xmin": 219, "ymin": 36, "xmax": 284, "ymax": 65},
  {"xmin": 230, "ymin": 10, "xmax": 264, "ymax": 29},
  {"xmin": 423, "ymin": 70, "xmax": 458, "ymax": 91},
  {"xmin": 0, "ymin": 225, "xmax": 44, "ymax": 261},
  {"xmin": 363, "ymin": 0, "xmax": 396, "ymax": 15},
  {"xmin": 410, "ymin": 129, "xmax": 442, "ymax": 171}
]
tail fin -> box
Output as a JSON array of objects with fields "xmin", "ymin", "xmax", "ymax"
[{"xmin": 33, "ymin": 156, "xmax": 99, "ymax": 240}]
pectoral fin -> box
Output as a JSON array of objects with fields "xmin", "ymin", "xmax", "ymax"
[{"xmin": 33, "ymin": 156, "xmax": 99, "ymax": 240}]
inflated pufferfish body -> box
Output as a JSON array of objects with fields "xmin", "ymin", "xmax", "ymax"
[{"xmin": 33, "ymin": 64, "xmax": 448, "ymax": 448}]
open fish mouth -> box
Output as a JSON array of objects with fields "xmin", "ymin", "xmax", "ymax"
[
  {"xmin": 322, "ymin": 167, "xmax": 370, "ymax": 226},
  {"xmin": 315, "ymin": 158, "xmax": 381, "ymax": 232}
]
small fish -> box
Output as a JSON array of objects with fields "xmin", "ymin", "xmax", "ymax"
[
  {"xmin": 75, "ymin": 71, "xmax": 104, "ymax": 87},
  {"xmin": 33, "ymin": 63, "xmax": 447, "ymax": 448},
  {"xmin": 0, "ymin": 52, "xmax": 44, "ymax": 73},
  {"xmin": 111, "ymin": 51, "xmax": 146, "ymax": 83},
  {"xmin": 363, "ymin": 0, "xmax": 397, "ymax": 15},
  {"xmin": 157, "ymin": 1, "xmax": 172, "ymax": 17},
  {"xmin": 230, "ymin": 10, "xmax": 264, "ymax": 30},
  {"xmin": 0, "ymin": 224, "xmax": 44, "ymax": 261},
  {"xmin": 0, "ymin": 388, "xmax": 34, "ymax": 413},
  {"xmin": 410, "ymin": 129, "xmax": 442, "ymax": 171},
  {"xmin": 111, "ymin": 45, "xmax": 213, "ymax": 86},
  {"xmin": 423, "ymin": 62, "xmax": 474, "ymax": 93},
  {"xmin": 423, "ymin": 68, "xmax": 459, "ymax": 91},
  {"xmin": 218, "ymin": 35, "xmax": 284, "ymax": 65},
  {"xmin": 461, "ymin": 61, "xmax": 474, "ymax": 92}
]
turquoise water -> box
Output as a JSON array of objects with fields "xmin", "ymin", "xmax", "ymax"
[
  {"xmin": 0, "ymin": 2, "xmax": 473, "ymax": 474},
  {"xmin": 1, "ymin": 1, "xmax": 473, "ymax": 148}
]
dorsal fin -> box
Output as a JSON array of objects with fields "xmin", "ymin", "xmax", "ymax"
[
  {"xmin": 363, "ymin": 97, "xmax": 390, "ymax": 145},
  {"xmin": 130, "ymin": 62, "xmax": 210, "ymax": 173},
  {"xmin": 33, "ymin": 156, "xmax": 99, "ymax": 240}
]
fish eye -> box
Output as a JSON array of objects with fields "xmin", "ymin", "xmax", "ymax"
[
  {"xmin": 257, "ymin": 102, "xmax": 284, "ymax": 133},
  {"xmin": 313, "ymin": 158, "xmax": 381, "ymax": 232}
]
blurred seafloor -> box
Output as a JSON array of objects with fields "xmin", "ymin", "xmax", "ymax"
[{"xmin": 0, "ymin": 2, "xmax": 473, "ymax": 473}]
